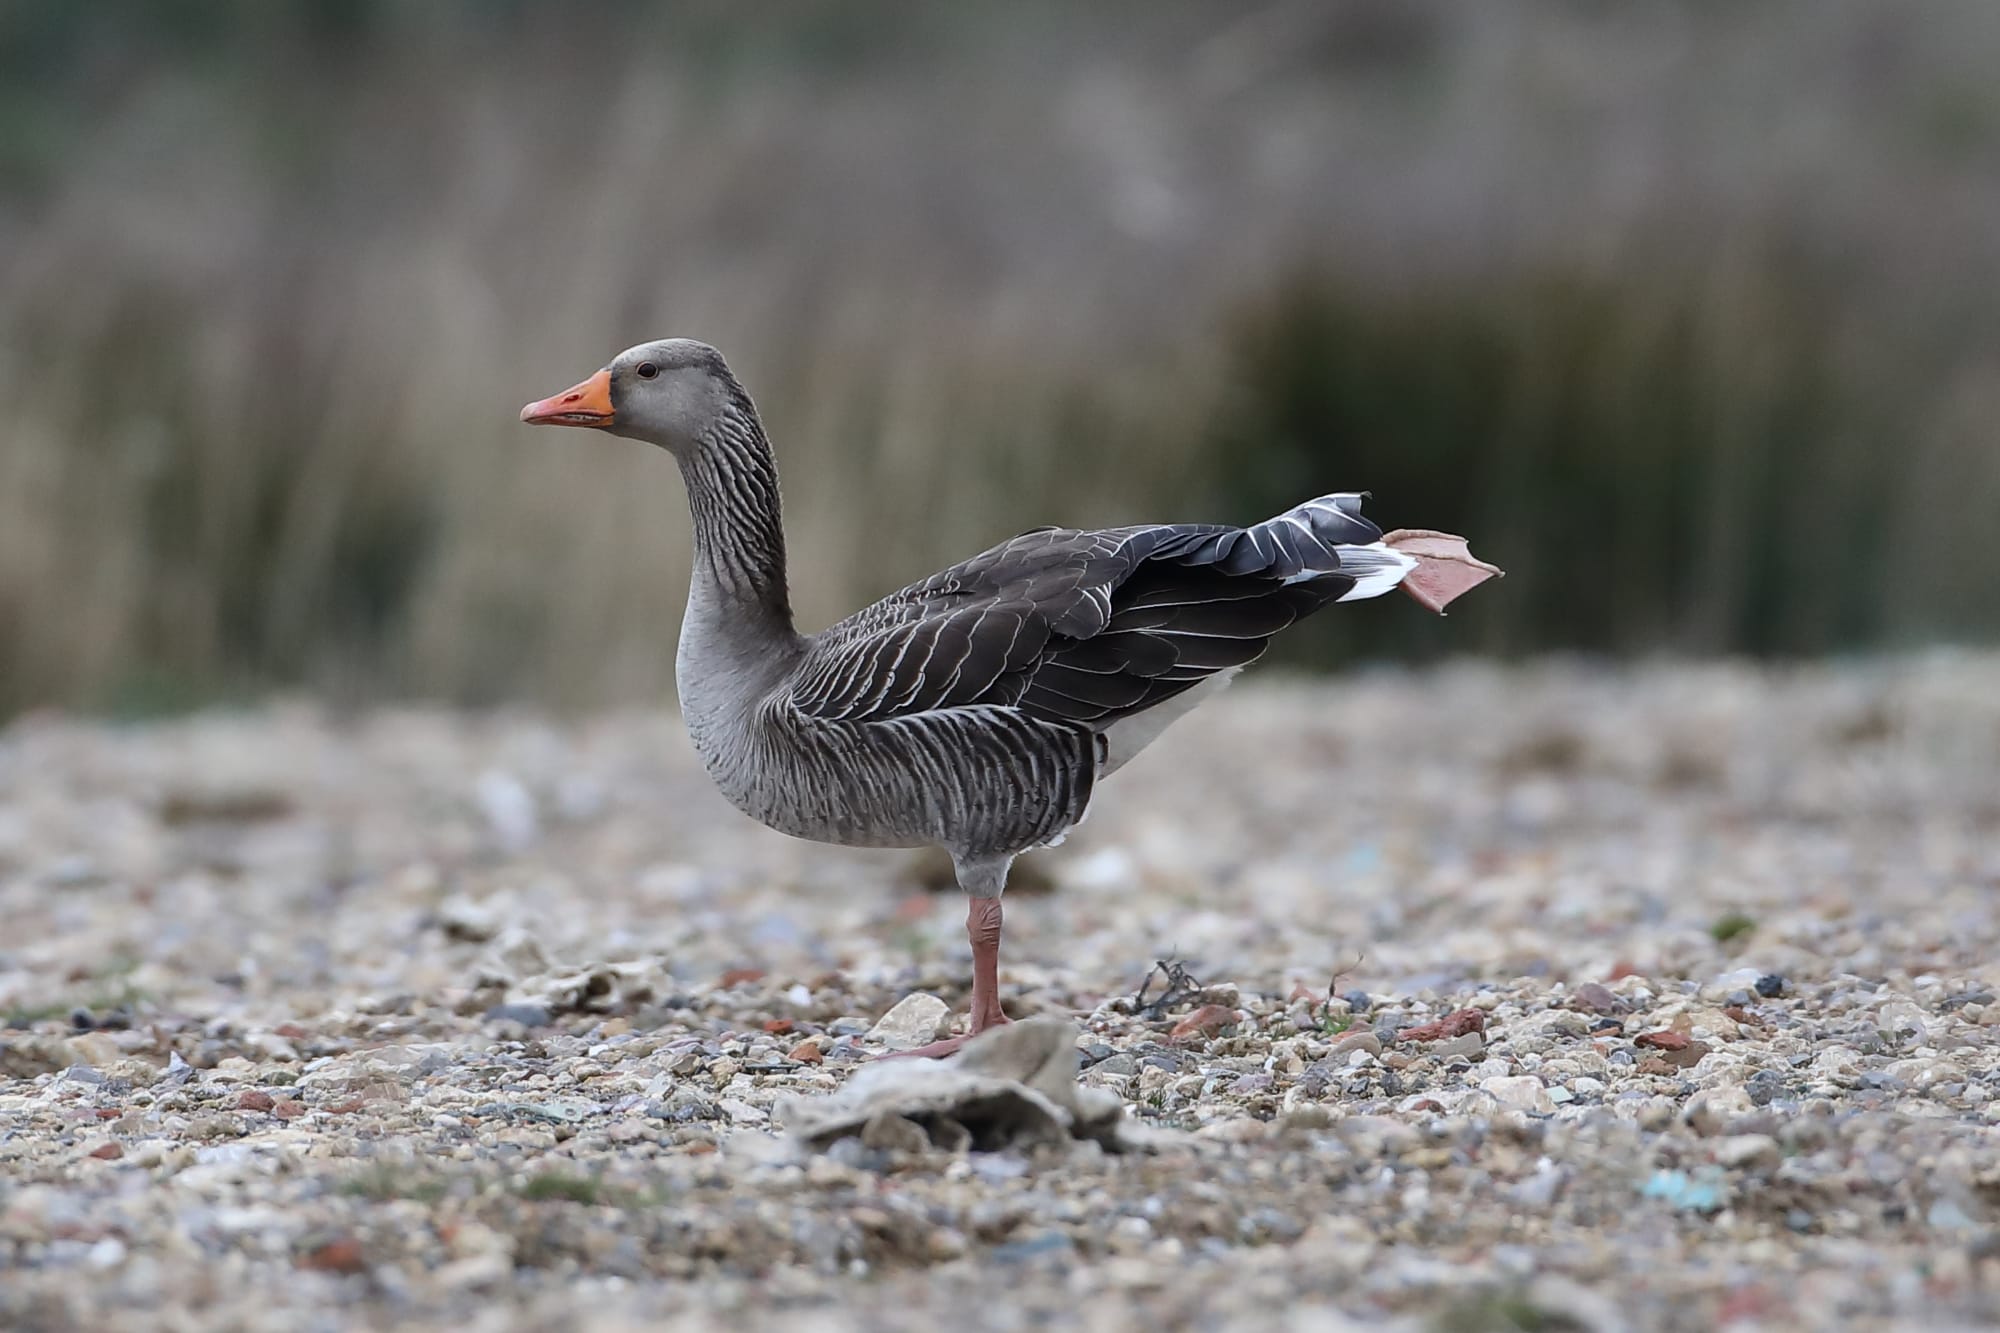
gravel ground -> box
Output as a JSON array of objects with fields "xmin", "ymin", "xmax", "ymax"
[{"xmin": 4, "ymin": 655, "xmax": 2000, "ymax": 1332}]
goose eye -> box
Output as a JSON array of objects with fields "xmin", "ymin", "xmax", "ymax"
[{"xmin": 636, "ymin": 362, "xmax": 659, "ymax": 380}]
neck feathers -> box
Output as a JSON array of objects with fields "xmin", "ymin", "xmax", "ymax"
[{"xmin": 679, "ymin": 395, "xmax": 793, "ymax": 627}]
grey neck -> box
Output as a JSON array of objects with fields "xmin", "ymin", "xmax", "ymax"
[{"xmin": 676, "ymin": 400, "xmax": 796, "ymax": 642}]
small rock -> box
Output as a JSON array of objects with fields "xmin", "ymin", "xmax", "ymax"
[
  {"xmin": 1744, "ymin": 1070, "xmax": 1788, "ymax": 1106},
  {"xmin": 235, "ymin": 1090, "xmax": 275, "ymax": 1113},
  {"xmin": 1431, "ymin": 1031, "xmax": 1486, "ymax": 1062},
  {"xmin": 1656, "ymin": 1040, "xmax": 1712, "ymax": 1069},
  {"xmin": 969, "ymin": 1153, "xmax": 1030, "ymax": 1181},
  {"xmin": 860, "ymin": 1112, "xmax": 933, "ymax": 1154},
  {"xmin": 1394, "ymin": 1008, "xmax": 1485, "ymax": 1043},
  {"xmin": 1571, "ymin": 982, "xmax": 1620, "ymax": 1014},
  {"xmin": 434, "ymin": 1252, "xmax": 512, "ymax": 1290},
  {"xmin": 789, "ymin": 1039, "xmax": 825, "ymax": 1064},
  {"xmin": 1634, "ymin": 1030, "xmax": 1690, "ymax": 1051},
  {"xmin": 1754, "ymin": 974, "xmax": 1786, "ymax": 997},
  {"xmin": 68, "ymin": 1033, "xmax": 120, "ymax": 1067},
  {"xmin": 438, "ymin": 895, "xmax": 502, "ymax": 942},
  {"xmin": 299, "ymin": 1236, "xmax": 368, "ymax": 1274},
  {"xmin": 991, "ymin": 1231, "xmax": 1073, "ymax": 1265},
  {"xmin": 272, "ymin": 1099, "xmax": 307, "ymax": 1120},
  {"xmin": 868, "ymin": 993, "xmax": 950, "ymax": 1049},
  {"xmin": 1197, "ymin": 1117, "xmax": 1272, "ymax": 1143},
  {"xmin": 1483, "ymin": 1074, "xmax": 1556, "ymax": 1114},
  {"xmin": 1712, "ymin": 1134, "xmax": 1780, "ymax": 1171},
  {"xmin": 88, "ymin": 1142, "xmax": 123, "ymax": 1160},
  {"xmin": 1279, "ymin": 1105, "xmax": 1334, "ymax": 1132},
  {"xmin": 1508, "ymin": 1163, "xmax": 1566, "ymax": 1208},
  {"xmin": 1330, "ymin": 1030, "xmax": 1381, "ymax": 1058},
  {"xmin": 1169, "ymin": 1004, "xmax": 1240, "ymax": 1042},
  {"xmin": 1641, "ymin": 1169, "xmax": 1726, "ymax": 1214},
  {"xmin": 1684, "ymin": 1085, "xmax": 1757, "ymax": 1135}
]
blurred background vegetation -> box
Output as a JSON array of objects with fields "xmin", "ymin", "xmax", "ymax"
[{"xmin": 3, "ymin": 0, "xmax": 1998, "ymax": 717}]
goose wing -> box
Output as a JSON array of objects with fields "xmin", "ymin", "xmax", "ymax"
[{"xmin": 785, "ymin": 494, "xmax": 1401, "ymax": 729}]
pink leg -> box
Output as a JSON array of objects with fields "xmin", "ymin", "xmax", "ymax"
[{"xmin": 886, "ymin": 897, "xmax": 1011, "ymax": 1060}]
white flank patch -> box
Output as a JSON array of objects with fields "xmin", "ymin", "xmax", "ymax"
[{"xmin": 1333, "ymin": 542, "xmax": 1418, "ymax": 602}]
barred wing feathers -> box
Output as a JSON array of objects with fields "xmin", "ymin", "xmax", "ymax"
[{"xmin": 785, "ymin": 494, "xmax": 1406, "ymax": 733}]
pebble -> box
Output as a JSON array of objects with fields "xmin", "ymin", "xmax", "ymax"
[
  {"xmin": 1394, "ymin": 1009, "xmax": 1485, "ymax": 1043},
  {"xmin": 1330, "ymin": 1030, "xmax": 1381, "ymax": 1058},
  {"xmin": 1483, "ymin": 1075, "xmax": 1556, "ymax": 1114},
  {"xmin": 1169, "ymin": 1005, "xmax": 1240, "ymax": 1042},
  {"xmin": 1711, "ymin": 1134, "xmax": 1780, "ymax": 1171},
  {"xmin": 867, "ymin": 994, "xmax": 950, "ymax": 1049},
  {"xmin": 0, "ymin": 661, "xmax": 1995, "ymax": 1331},
  {"xmin": 1571, "ymin": 982, "xmax": 1620, "ymax": 1014}
]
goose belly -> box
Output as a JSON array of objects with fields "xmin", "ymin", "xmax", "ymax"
[{"xmin": 691, "ymin": 706, "xmax": 1098, "ymax": 856}]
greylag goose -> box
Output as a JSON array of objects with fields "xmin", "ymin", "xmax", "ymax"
[{"xmin": 522, "ymin": 340, "xmax": 1500, "ymax": 1057}]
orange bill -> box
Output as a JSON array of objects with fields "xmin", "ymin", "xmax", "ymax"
[{"xmin": 520, "ymin": 369, "xmax": 615, "ymax": 426}]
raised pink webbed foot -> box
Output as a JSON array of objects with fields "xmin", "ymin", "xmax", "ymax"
[{"xmin": 1381, "ymin": 529, "xmax": 1504, "ymax": 613}]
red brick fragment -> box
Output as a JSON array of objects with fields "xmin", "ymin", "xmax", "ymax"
[
  {"xmin": 761, "ymin": 1018, "xmax": 795, "ymax": 1035},
  {"xmin": 1169, "ymin": 1004, "xmax": 1240, "ymax": 1042},
  {"xmin": 273, "ymin": 1099, "xmax": 307, "ymax": 1120},
  {"xmin": 89, "ymin": 1142, "xmax": 123, "ymax": 1160},
  {"xmin": 299, "ymin": 1237, "xmax": 367, "ymax": 1274},
  {"xmin": 788, "ymin": 1039, "xmax": 824, "ymax": 1065},
  {"xmin": 1393, "ymin": 1008, "xmax": 1485, "ymax": 1043},
  {"xmin": 1659, "ymin": 1040, "xmax": 1711, "ymax": 1069},
  {"xmin": 236, "ymin": 1090, "xmax": 275, "ymax": 1112},
  {"xmin": 1608, "ymin": 960, "xmax": 1642, "ymax": 981},
  {"xmin": 718, "ymin": 968, "xmax": 765, "ymax": 988},
  {"xmin": 1634, "ymin": 1030, "xmax": 1690, "ymax": 1051}
]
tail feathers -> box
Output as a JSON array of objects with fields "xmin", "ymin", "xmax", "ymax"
[
  {"xmin": 1255, "ymin": 493, "xmax": 1416, "ymax": 600},
  {"xmin": 1330, "ymin": 541, "xmax": 1419, "ymax": 601},
  {"xmin": 1141, "ymin": 491, "xmax": 1423, "ymax": 600},
  {"xmin": 1273, "ymin": 492, "xmax": 1385, "ymax": 548}
]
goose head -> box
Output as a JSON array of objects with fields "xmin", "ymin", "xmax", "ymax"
[{"xmin": 520, "ymin": 338, "xmax": 741, "ymax": 453}]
